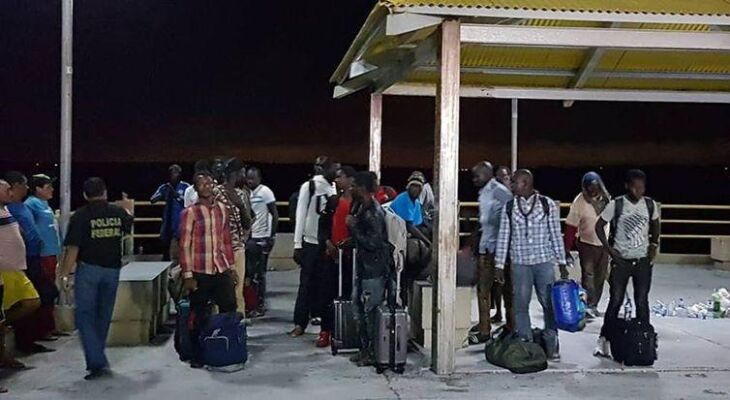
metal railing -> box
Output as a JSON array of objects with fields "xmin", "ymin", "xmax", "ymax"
[{"xmin": 129, "ymin": 200, "xmax": 730, "ymax": 254}]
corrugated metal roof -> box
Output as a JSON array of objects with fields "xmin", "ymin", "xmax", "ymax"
[{"xmin": 385, "ymin": 0, "xmax": 730, "ymax": 16}]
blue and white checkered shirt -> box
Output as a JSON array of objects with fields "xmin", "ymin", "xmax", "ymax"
[{"xmin": 495, "ymin": 193, "xmax": 566, "ymax": 269}]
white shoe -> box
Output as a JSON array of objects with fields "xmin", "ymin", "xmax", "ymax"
[{"xmin": 593, "ymin": 337, "xmax": 611, "ymax": 358}]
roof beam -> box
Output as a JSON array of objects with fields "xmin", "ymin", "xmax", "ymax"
[
  {"xmin": 414, "ymin": 65, "xmax": 730, "ymax": 81},
  {"xmin": 397, "ymin": 6, "xmax": 730, "ymax": 26},
  {"xmin": 460, "ymin": 24, "xmax": 730, "ymax": 51},
  {"xmin": 564, "ymin": 22, "xmax": 621, "ymax": 108},
  {"xmin": 384, "ymin": 83, "xmax": 730, "ymax": 103}
]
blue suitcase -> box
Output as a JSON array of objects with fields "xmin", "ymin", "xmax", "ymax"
[{"xmin": 199, "ymin": 312, "xmax": 248, "ymax": 368}]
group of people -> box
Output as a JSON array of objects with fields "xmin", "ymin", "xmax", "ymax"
[
  {"xmin": 470, "ymin": 163, "xmax": 660, "ymax": 362},
  {"xmin": 0, "ymin": 157, "xmax": 661, "ymax": 388}
]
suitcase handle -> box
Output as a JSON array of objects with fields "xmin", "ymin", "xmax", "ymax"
[{"xmin": 337, "ymin": 248, "xmax": 357, "ymax": 298}]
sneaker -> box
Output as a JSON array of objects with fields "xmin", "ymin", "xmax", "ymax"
[
  {"xmin": 311, "ymin": 317, "xmax": 322, "ymax": 326},
  {"xmin": 357, "ymin": 353, "xmax": 375, "ymax": 367},
  {"xmin": 593, "ymin": 336, "xmax": 611, "ymax": 358},
  {"xmin": 490, "ymin": 315, "xmax": 503, "ymax": 324},
  {"xmin": 547, "ymin": 353, "xmax": 561, "ymax": 363},
  {"xmin": 316, "ymin": 331, "xmax": 331, "ymax": 348},
  {"xmin": 289, "ymin": 325, "xmax": 305, "ymax": 337},
  {"xmin": 468, "ymin": 331, "xmax": 490, "ymax": 345},
  {"xmin": 469, "ymin": 324, "xmax": 481, "ymax": 334},
  {"xmin": 189, "ymin": 361, "xmax": 205, "ymax": 369}
]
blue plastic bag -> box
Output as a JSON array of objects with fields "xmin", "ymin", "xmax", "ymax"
[{"xmin": 551, "ymin": 280, "xmax": 586, "ymax": 332}]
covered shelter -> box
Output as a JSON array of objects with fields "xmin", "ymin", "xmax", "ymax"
[{"xmin": 330, "ymin": 0, "xmax": 730, "ymax": 374}]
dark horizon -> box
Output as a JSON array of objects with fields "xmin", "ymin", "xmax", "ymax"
[{"xmin": 2, "ymin": 1, "xmax": 729, "ymax": 169}]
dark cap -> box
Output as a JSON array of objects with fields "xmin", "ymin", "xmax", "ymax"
[{"xmin": 224, "ymin": 158, "xmax": 245, "ymax": 175}]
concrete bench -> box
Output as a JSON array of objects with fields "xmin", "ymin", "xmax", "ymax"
[
  {"xmin": 107, "ymin": 261, "xmax": 170, "ymax": 346},
  {"xmin": 409, "ymin": 280, "xmax": 474, "ymax": 350},
  {"xmin": 711, "ymin": 237, "xmax": 730, "ymax": 270},
  {"xmin": 269, "ymin": 233, "xmax": 297, "ymax": 271}
]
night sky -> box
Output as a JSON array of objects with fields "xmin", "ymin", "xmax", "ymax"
[{"xmin": 2, "ymin": 0, "xmax": 729, "ymax": 169}]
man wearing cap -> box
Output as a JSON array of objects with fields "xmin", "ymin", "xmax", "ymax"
[
  {"xmin": 564, "ymin": 172, "xmax": 611, "ymax": 319},
  {"xmin": 150, "ymin": 164, "xmax": 190, "ymax": 262},
  {"xmin": 213, "ymin": 159, "xmax": 253, "ymax": 313},
  {"xmin": 25, "ymin": 174, "xmax": 63, "ymax": 340}
]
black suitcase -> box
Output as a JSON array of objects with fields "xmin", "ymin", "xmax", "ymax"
[
  {"xmin": 332, "ymin": 248, "xmax": 359, "ymax": 355},
  {"xmin": 610, "ymin": 296, "xmax": 658, "ymax": 366}
]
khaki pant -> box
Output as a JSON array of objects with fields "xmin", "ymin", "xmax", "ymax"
[
  {"xmin": 476, "ymin": 253, "xmax": 513, "ymax": 334},
  {"xmin": 233, "ymin": 248, "xmax": 246, "ymax": 312}
]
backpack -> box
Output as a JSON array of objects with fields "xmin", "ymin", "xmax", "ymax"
[
  {"xmin": 485, "ymin": 327, "xmax": 548, "ymax": 374},
  {"xmin": 288, "ymin": 180, "xmax": 316, "ymax": 227},
  {"xmin": 609, "ymin": 298, "xmax": 658, "ymax": 366},
  {"xmin": 381, "ymin": 203, "xmax": 408, "ymax": 276},
  {"xmin": 609, "ymin": 196, "xmax": 655, "ymax": 247}
]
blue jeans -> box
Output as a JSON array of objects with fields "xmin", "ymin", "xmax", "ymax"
[
  {"xmin": 75, "ymin": 262, "xmax": 120, "ymax": 371},
  {"xmin": 511, "ymin": 262, "xmax": 559, "ymax": 356}
]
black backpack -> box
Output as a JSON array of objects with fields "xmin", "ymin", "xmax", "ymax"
[
  {"xmin": 288, "ymin": 180, "xmax": 316, "ymax": 227},
  {"xmin": 610, "ymin": 319, "xmax": 658, "ymax": 366},
  {"xmin": 608, "ymin": 196, "xmax": 655, "ymax": 247}
]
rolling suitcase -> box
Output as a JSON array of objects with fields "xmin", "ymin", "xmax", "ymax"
[
  {"xmin": 332, "ymin": 248, "xmax": 359, "ymax": 355},
  {"xmin": 199, "ymin": 312, "xmax": 248, "ymax": 370},
  {"xmin": 374, "ymin": 266, "xmax": 408, "ymax": 374}
]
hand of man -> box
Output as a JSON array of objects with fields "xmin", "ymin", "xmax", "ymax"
[
  {"xmin": 648, "ymin": 243, "xmax": 659, "ymax": 262},
  {"xmin": 494, "ymin": 268, "xmax": 505, "ymax": 285},
  {"xmin": 608, "ymin": 247, "xmax": 622, "ymax": 260},
  {"xmin": 559, "ymin": 264, "xmax": 570, "ymax": 280},
  {"xmin": 293, "ymin": 248, "xmax": 303, "ymax": 265},
  {"xmin": 183, "ymin": 278, "xmax": 198, "ymax": 294},
  {"xmin": 119, "ymin": 192, "xmax": 134, "ymax": 215},
  {"xmin": 325, "ymin": 240, "xmax": 337, "ymax": 258}
]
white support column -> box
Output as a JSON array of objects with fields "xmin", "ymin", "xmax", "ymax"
[
  {"xmin": 369, "ymin": 93, "xmax": 383, "ymax": 180},
  {"xmin": 431, "ymin": 19, "xmax": 460, "ymax": 375},
  {"xmin": 511, "ymin": 99, "xmax": 518, "ymax": 173},
  {"xmin": 60, "ymin": 0, "xmax": 73, "ymax": 235}
]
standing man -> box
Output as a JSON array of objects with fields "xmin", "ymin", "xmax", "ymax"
[
  {"xmin": 348, "ymin": 172, "xmax": 391, "ymax": 367},
  {"xmin": 564, "ymin": 172, "xmax": 611, "ymax": 319},
  {"xmin": 60, "ymin": 177, "xmax": 134, "ymax": 380},
  {"xmin": 184, "ymin": 160, "xmax": 211, "ymax": 208},
  {"xmin": 4, "ymin": 171, "xmax": 53, "ymax": 353},
  {"xmin": 246, "ymin": 166, "xmax": 279, "ymax": 317},
  {"xmin": 25, "ymin": 174, "xmax": 63, "ymax": 340},
  {"xmin": 594, "ymin": 169, "xmax": 660, "ymax": 358},
  {"xmin": 179, "ymin": 172, "xmax": 238, "ymax": 368},
  {"xmin": 326, "ymin": 166, "xmax": 357, "ymax": 302},
  {"xmin": 213, "ymin": 159, "xmax": 253, "ymax": 314},
  {"xmin": 290, "ymin": 157, "xmax": 338, "ymax": 342},
  {"xmin": 489, "ymin": 166, "xmax": 512, "ymax": 325},
  {"xmin": 495, "ymin": 170, "xmax": 567, "ymax": 361},
  {"xmin": 150, "ymin": 164, "xmax": 189, "ymax": 262},
  {"xmin": 469, "ymin": 162, "xmax": 513, "ymax": 345}
]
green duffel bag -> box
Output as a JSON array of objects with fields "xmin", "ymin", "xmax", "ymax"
[{"xmin": 485, "ymin": 327, "xmax": 548, "ymax": 374}]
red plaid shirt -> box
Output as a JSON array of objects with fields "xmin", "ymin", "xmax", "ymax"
[{"xmin": 179, "ymin": 201, "xmax": 234, "ymax": 279}]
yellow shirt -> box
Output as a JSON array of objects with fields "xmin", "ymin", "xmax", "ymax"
[{"xmin": 565, "ymin": 193, "xmax": 607, "ymax": 247}]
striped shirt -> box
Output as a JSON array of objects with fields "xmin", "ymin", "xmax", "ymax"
[
  {"xmin": 0, "ymin": 206, "xmax": 27, "ymax": 271},
  {"xmin": 179, "ymin": 201, "xmax": 234, "ymax": 279},
  {"xmin": 495, "ymin": 193, "xmax": 566, "ymax": 269}
]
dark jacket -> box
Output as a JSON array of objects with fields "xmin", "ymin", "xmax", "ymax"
[{"xmin": 351, "ymin": 200, "xmax": 391, "ymax": 279}]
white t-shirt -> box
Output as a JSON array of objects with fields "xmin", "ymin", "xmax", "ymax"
[
  {"xmin": 250, "ymin": 184, "xmax": 276, "ymax": 239},
  {"xmin": 565, "ymin": 193, "xmax": 608, "ymax": 247},
  {"xmin": 600, "ymin": 196, "xmax": 659, "ymax": 259}
]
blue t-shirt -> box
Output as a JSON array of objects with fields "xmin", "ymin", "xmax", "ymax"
[
  {"xmin": 25, "ymin": 196, "xmax": 62, "ymax": 257},
  {"xmin": 389, "ymin": 192, "xmax": 423, "ymax": 226},
  {"xmin": 7, "ymin": 202, "xmax": 43, "ymax": 257}
]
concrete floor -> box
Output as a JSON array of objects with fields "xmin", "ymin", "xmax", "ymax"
[{"xmin": 2, "ymin": 264, "xmax": 730, "ymax": 400}]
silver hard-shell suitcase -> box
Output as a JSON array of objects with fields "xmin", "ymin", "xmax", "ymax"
[
  {"xmin": 374, "ymin": 264, "xmax": 408, "ymax": 374},
  {"xmin": 332, "ymin": 248, "xmax": 359, "ymax": 355}
]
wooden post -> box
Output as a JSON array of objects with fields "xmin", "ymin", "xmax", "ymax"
[
  {"xmin": 431, "ymin": 19, "xmax": 460, "ymax": 375},
  {"xmin": 369, "ymin": 93, "xmax": 383, "ymax": 179},
  {"xmin": 511, "ymin": 98, "xmax": 518, "ymax": 173},
  {"xmin": 60, "ymin": 0, "xmax": 74, "ymax": 235}
]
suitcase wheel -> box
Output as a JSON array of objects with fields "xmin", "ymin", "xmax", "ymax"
[
  {"xmin": 376, "ymin": 366, "xmax": 385, "ymax": 374},
  {"xmin": 331, "ymin": 345, "xmax": 338, "ymax": 356},
  {"xmin": 394, "ymin": 365, "xmax": 405, "ymax": 374}
]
